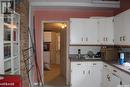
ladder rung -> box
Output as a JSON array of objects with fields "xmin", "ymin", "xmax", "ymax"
[
  {"xmin": 23, "ymin": 55, "xmax": 33, "ymax": 62},
  {"xmin": 25, "ymin": 62, "xmax": 33, "ymax": 67},
  {"xmin": 23, "ymin": 47, "xmax": 33, "ymax": 52},
  {"xmin": 28, "ymin": 65, "xmax": 34, "ymax": 72}
]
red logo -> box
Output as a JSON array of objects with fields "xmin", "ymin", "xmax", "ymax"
[{"xmin": 0, "ymin": 75, "xmax": 22, "ymax": 87}]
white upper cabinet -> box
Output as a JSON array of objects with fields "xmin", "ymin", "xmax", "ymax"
[
  {"xmin": 70, "ymin": 18, "xmax": 85, "ymax": 44},
  {"xmin": 44, "ymin": 32, "xmax": 52, "ymax": 42},
  {"xmin": 114, "ymin": 12, "xmax": 125, "ymax": 45},
  {"xmin": 70, "ymin": 9, "xmax": 130, "ymax": 46},
  {"xmin": 98, "ymin": 17, "xmax": 114, "ymax": 45},
  {"xmin": 114, "ymin": 9, "xmax": 130, "ymax": 45},
  {"xmin": 123, "ymin": 9, "xmax": 130, "ymax": 45},
  {"xmin": 70, "ymin": 18, "xmax": 98, "ymax": 45},
  {"xmin": 83, "ymin": 19, "xmax": 98, "ymax": 45}
]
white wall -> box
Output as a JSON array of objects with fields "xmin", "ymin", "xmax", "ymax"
[{"xmin": 69, "ymin": 46, "xmax": 101, "ymax": 54}]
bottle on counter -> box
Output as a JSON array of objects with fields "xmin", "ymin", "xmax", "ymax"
[{"xmin": 119, "ymin": 52, "xmax": 125, "ymax": 65}]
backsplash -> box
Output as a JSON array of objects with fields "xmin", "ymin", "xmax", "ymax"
[
  {"xmin": 69, "ymin": 46, "xmax": 130, "ymax": 63},
  {"xmin": 69, "ymin": 46, "xmax": 101, "ymax": 54}
]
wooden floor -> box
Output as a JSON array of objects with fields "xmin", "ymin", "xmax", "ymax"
[
  {"xmin": 44, "ymin": 64, "xmax": 68, "ymax": 87},
  {"xmin": 44, "ymin": 64, "xmax": 60, "ymax": 84},
  {"xmin": 33, "ymin": 64, "xmax": 69, "ymax": 87}
]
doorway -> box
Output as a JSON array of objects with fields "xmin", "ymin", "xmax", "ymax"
[{"xmin": 42, "ymin": 22, "xmax": 68, "ymax": 87}]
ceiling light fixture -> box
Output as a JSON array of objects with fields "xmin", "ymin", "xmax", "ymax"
[{"xmin": 61, "ymin": 23, "xmax": 67, "ymax": 29}]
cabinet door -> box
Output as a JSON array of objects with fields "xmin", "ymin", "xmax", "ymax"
[
  {"xmin": 114, "ymin": 12, "xmax": 125, "ymax": 45},
  {"xmin": 102, "ymin": 64, "xmax": 111, "ymax": 87},
  {"xmin": 119, "ymin": 70, "xmax": 130, "ymax": 86},
  {"xmin": 98, "ymin": 17, "xmax": 114, "ymax": 45},
  {"xmin": 83, "ymin": 19, "xmax": 98, "ymax": 44},
  {"xmin": 71, "ymin": 69, "xmax": 86, "ymax": 87},
  {"xmin": 70, "ymin": 18, "xmax": 85, "ymax": 44},
  {"xmin": 70, "ymin": 18, "xmax": 98, "ymax": 45},
  {"xmin": 123, "ymin": 9, "xmax": 130, "ymax": 45},
  {"xmin": 90, "ymin": 62, "xmax": 102, "ymax": 87},
  {"xmin": 109, "ymin": 73, "xmax": 121, "ymax": 87},
  {"xmin": 71, "ymin": 62, "xmax": 87, "ymax": 87}
]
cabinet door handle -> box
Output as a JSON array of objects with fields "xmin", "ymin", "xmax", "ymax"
[
  {"xmin": 112, "ymin": 73, "xmax": 119, "ymax": 78},
  {"xmin": 107, "ymin": 74, "xmax": 111, "ymax": 81},
  {"xmin": 120, "ymin": 36, "xmax": 122, "ymax": 41},
  {"xmin": 120, "ymin": 81, "xmax": 122, "ymax": 85},
  {"xmin": 86, "ymin": 37, "xmax": 88, "ymax": 41},
  {"xmin": 104, "ymin": 65, "xmax": 107, "ymax": 67},
  {"xmin": 81, "ymin": 38, "xmax": 83, "ymax": 41},
  {"xmin": 113, "ymin": 69, "xmax": 117, "ymax": 72},
  {"xmin": 88, "ymin": 70, "xmax": 90, "ymax": 75},
  {"xmin": 123, "ymin": 36, "xmax": 125, "ymax": 41},
  {"xmin": 93, "ymin": 63, "xmax": 96, "ymax": 65},
  {"xmin": 77, "ymin": 64, "xmax": 81, "ymax": 65},
  {"xmin": 83, "ymin": 71, "xmax": 85, "ymax": 75},
  {"xmin": 106, "ymin": 37, "xmax": 108, "ymax": 41},
  {"xmin": 103, "ymin": 37, "xmax": 105, "ymax": 41}
]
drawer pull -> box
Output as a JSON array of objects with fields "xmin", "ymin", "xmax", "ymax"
[
  {"xmin": 77, "ymin": 64, "xmax": 81, "ymax": 65},
  {"xmin": 112, "ymin": 73, "xmax": 118, "ymax": 77},
  {"xmin": 113, "ymin": 70, "xmax": 117, "ymax": 72},
  {"xmin": 104, "ymin": 65, "xmax": 107, "ymax": 67},
  {"xmin": 93, "ymin": 63, "xmax": 96, "ymax": 65}
]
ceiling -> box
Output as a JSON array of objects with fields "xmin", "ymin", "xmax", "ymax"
[
  {"xmin": 30, "ymin": 0, "xmax": 120, "ymax": 8},
  {"xmin": 44, "ymin": 22, "xmax": 67, "ymax": 31}
]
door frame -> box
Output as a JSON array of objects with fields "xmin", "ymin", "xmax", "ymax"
[{"xmin": 41, "ymin": 20, "xmax": 70, "ymax": 85}]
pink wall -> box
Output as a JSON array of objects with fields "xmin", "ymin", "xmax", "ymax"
[{"xmin": 34, "ymin": 8, "xmax": 114, "ymax": 21}]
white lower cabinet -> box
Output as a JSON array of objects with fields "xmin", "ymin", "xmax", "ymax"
[
  {"xmin": 102, "ymin": 63, "xmax": 130, "ymax": 87},
  {"xmin": 110, "ymin": 73, "xmax": 121, "ymax": 87},
  {"xmin": 71, "ymin": 61, "xmax": 130, "ymax": 87},
  {"xmin": 71, "ymin": 62, "xmax": 102, "ymax": 87},
  {"xmin": 119, "ymin": 70, "xmax": 130, "ymax": 86},
  {"xmin": 90, "ymin": 62, "xmax": 103, "ymax": 87},
  {"xmin": 71, "ymin": 62, "xmax": 91, "ymax": 87},
  {"xmin": 71, "ymin": 62, "xmax": 88, "ymax": 87},
  {"xmin": 102, "ymin": 63, "xmax": 112, "ymax": 87}
]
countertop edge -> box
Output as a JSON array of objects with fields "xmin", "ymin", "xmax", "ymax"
[{"xmin": 70, "ymin": 58, "xmax": 130, "ymax": 75}]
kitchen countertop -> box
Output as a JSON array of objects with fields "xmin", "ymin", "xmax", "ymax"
[
  {"xmin": 69, "ymin": 54, "xmax": 130, "ymax": 75},
  {"xmin": 104, "ymin": 61, "xmax": 130, "ymax": 75},
  {"xmin": 69, "ymin": 54, "xmax": 102, "ymax": 62},
  {"xmin": 70, "ymin": 58, "xmax": 102, "ymax": 62}
]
